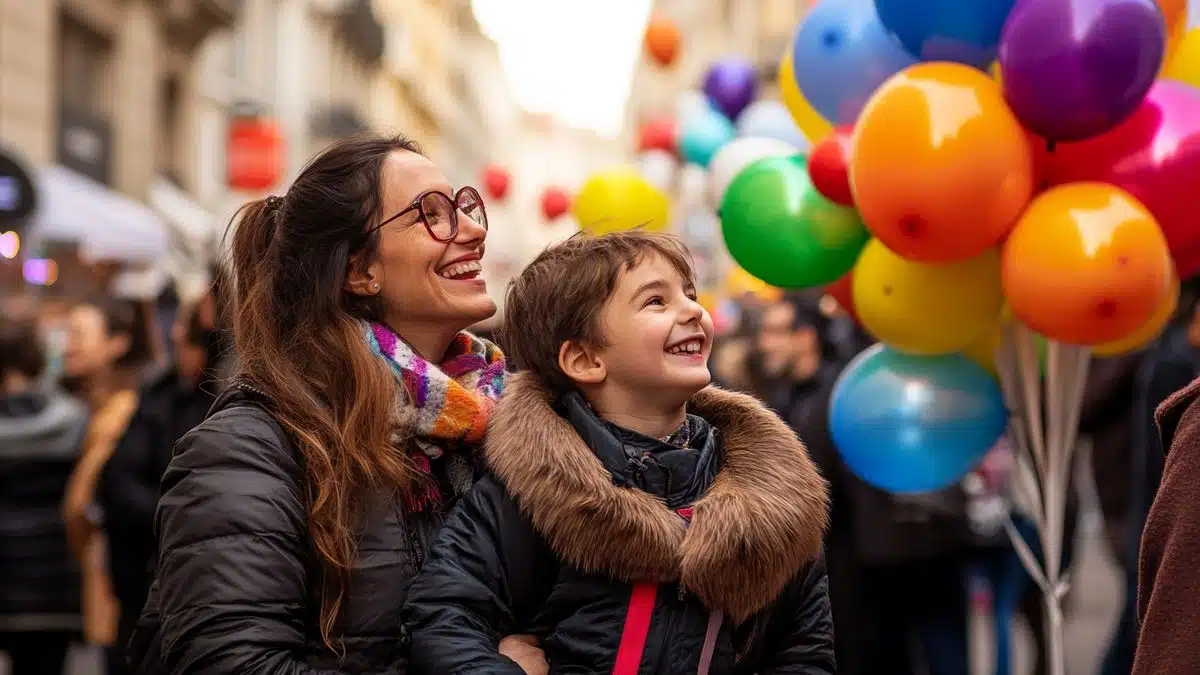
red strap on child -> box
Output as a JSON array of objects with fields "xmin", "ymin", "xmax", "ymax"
[{"xmin": 611, "ymin": 506, "xmax": 722, "ymax": 675}]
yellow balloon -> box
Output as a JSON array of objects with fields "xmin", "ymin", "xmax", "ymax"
[
  {"xmin": 572, "ymin": 169, "xmax": 670, "ymax": 235},
  {"xmin": 778, "ymin": 49, "xmax": 833, "ymax": 143},
  {"xmin": 1166, "ymin": 27, "xmax": 1200, "ymax": 88},
  {"xmin": 854, "ymin": 240, "xmax": 1005, "ymax": 355},
  {"xmin": 1093, "ymin": 274, "xmax": 1180, "ymax": 357},
  {"xmin": 962, "ymin": 322, "xmax": 1003, "ymax": 375},
  {"xmin": 726, "ymin": 266, "xmax": 782, "ymax": 302}
]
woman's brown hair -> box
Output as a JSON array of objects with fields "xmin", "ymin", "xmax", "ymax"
[{"xmin": 226, "ymin": 134, "xmax": 421, "ymax": 647}]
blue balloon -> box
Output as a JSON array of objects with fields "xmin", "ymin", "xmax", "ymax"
[
  {"xmin": 735, "ymin": 100, "xmax": 811, "ymax": 150},
  {"xmin": 791, "ymin": 0, "xmax": 918, "ymax": 125},
  {"xmin": 677, "ymin": 103, "xmax": 735, "ymax": 168},
  {"xmin": 874, "ymin": 0, "xmax": 1017, "ymax": 69},
  {"xmin": 829, "ymin": 344, "xmax": 1008, "ymax": 494}
]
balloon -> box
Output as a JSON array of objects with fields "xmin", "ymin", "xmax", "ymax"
[
  {"xmin": 1159, "ymin": 0, "xmax": 1188, "ymax": 63},
  {"xmin": 1166, "ymin": 27, "xmax": 1200, "ymax": 89},
  {"xmin": 735, "ymin": 100, "xmax": 810, "ymax": 150},
  {"xmin": 1094, "ymin": 273, "xmax": 1180, "ymax": 356},
  {"xmin": 874, "ymin": 0, "xmax": 1017, "ymax": 68},
  {"xmin": 644, "ymin": 14, "xmax": 681, "ymax": 67},
  {"xmin": 825, "ymin": 268, "xmax": 859, "ymax": 322},
  {"xmin": 850, "ymin": 63, "xmax": 1035, "ymax": 262},
  {"xmin": 638, "ymin": 115, "xmax": 678, "ymax": 155},
  {"xmin": 960, "ymin": 318, "xmax": 1047, "ymax": 375},
  {"xmin": 778, "ymin": 50, "xmax": 833, "ymax": 142},
  {"xmin": 720, "ymin": 155, "xmax": 869, "ymax": 288},
  {"xmin": 572, "ymin": 170, "xmax": 670, "ymax": 234},
  {"xmin": 1002, "ymin": 183, "xmax": 1173, "ymax": 345},
  {"xmin": 1038, "ymin": 81, "xmax": 1200, "ymax": 278},
  {"xmin": 678, "ymin": 103, "xmax": 735, "ymax": 168},
  {"xmin": 707, "ymin": 137, "xmax": 799, "ymax": 207},
  {"xmin": 540, "ymin": 186, "xmax": 570, "ymax": 221},
  {"xmin": 829, "ymin": 344, "xmax": 1008, "ymax": 493},
  {"xmin": 791, "ymin": 0, "xmax": 918, "ymax": 125},
  {"xmin": 997, "ymin": 0, "xmax": 1166, "ymax": 141},
  {"xmin": 808, "ymin": 126, "xmax": 854, "ymax": 206},
  {"xmin": 678, "ymin": 90, "xmax": 714, "ymax": 124},
  {"xmin": 677, "ymin": 163, "xmax": 709, "ymax": 210},
  {"xmin": 703, "ymin": 58, "xmax": 759, "ymax": 120},
  {"xmin": 482, "ymin": 164, "xmax": 510, "ymax": 201},
  {"xmin": 636, "ymin": 150, "xmax": 678, "ymax": 194},
  {"xmin": 854, "ymin": 240, "xmax": 1005, "ymax": 354},
  {"xmin": 726, "ymin": 266, "xmax": 782, "ymax": 302}
]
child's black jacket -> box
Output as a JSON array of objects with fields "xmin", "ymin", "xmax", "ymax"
[{"xmin": 404, "ymin": 373, "xmax": 834, "ymax": 674}]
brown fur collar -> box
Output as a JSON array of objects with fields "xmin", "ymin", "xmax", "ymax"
[{"xmin": 486, "ymin": 373, "xmax": 829, "ymax": 622}]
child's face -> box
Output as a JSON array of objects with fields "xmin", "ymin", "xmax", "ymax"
[{"xmin": 589, "ymin": 254, "xmax": 714, "ymax": 408}]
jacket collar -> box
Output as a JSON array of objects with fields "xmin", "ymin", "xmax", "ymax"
[{"xmin": 486, "ymin": 373, "xmax": 829, "ymax": 622}]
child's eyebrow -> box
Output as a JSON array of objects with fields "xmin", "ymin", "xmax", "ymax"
[{"xmin": 630, "ymin": 278, "xmax": 671, "ymax": 302}]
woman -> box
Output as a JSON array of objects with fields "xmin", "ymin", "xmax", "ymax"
[
  {"xmin": 129, "ymin": 134, "xmax": 544, "ymax": 674},
  {"xmin": 60, "ymin": 298, "xmax": 142, "ymax": 662},
  {"xmin": 0, "ymin": 313, "xmax": 89, "ymax": 674},
  {"xmin": 99, "ymin": 278, "xmax": 230, "ymax": 668}
]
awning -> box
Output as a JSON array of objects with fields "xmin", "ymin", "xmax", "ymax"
[
  {"xmin": 149, "ymin": 177, "xmax": 218, "ymax": 301},
  {"xmin": 30, "ymin": 165, "xmax": 168, "ymax": 262}
]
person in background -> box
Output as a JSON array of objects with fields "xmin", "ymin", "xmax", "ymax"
[
  {"xmin": 1122, "ymin": 282, "xmax": 1200, "ymax": 675},
  {"xmin": 0, "ymin": 313, "xmax": 90, "ymax": 674},
  {"xmin": 98, "ymin": 276, "xmax": 230, "ymax": 669},
  {"xmin": 60, "ymin": 298, "xmax": 142, "ymax": 671}
]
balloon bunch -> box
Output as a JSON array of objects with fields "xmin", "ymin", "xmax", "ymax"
[{"xmin": 744, "ymin": 1, "xmax": 1199, "ymax": 672}]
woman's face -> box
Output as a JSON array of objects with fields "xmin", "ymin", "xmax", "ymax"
[
  {"xmin": 63, "ymin": 304, "xmax": 129, "ymax": 379},
  {"xmin": 350, "ymin": 150, "xmax": 496, "ymax": 335}
]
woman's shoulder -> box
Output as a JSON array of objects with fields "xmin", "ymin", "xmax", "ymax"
[{"xmin": 172, "ymin": 383, "xmax": 299, "ymax": 479}]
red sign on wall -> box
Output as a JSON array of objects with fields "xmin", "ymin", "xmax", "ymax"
[{"xmin": 227, "ymin": 117, "xmax": 284, "ymax": 191}]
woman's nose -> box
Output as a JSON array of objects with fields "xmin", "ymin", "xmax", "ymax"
[{"xmin": 455, "ymin": 210, "xmax": 487, "ymax": 244}]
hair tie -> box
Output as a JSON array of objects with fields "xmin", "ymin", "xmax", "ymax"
[{"xmin": 265, "ymin": 195, "xmax": 283, "ymax": 211}]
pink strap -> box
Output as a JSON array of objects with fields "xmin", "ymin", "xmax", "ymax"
[{"xmin": 696, "ymin": 610, "xmax": 723, "ymax": 675}]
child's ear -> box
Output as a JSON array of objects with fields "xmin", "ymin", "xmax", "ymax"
[{"xmin": 558, "ymin": 340, "xmax": 606, "ymax": 386}]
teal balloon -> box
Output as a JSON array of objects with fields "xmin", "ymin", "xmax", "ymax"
[
  {"xmin": 719, "ymin": 155, "xmax": 868, "ymax": 288},
  {"xmin": 678, "ymin": 103, "xmax": 735, "ymax": 167},
  {"xmin": 830, "ymin": 345, "xmax": 1008, "ymax": 494}
]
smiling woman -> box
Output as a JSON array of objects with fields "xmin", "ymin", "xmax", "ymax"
[{"xmin": 125, "ymin": 134, "xmax": 540, "ymax": 675}]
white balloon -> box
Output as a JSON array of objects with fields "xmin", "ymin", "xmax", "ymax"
[
  {"xmin": 677, "ymin": 163, "xmax": 709, "ymax": 210},
  {"xmin": 707, "ymin": 137, "xmax": 799, "ymax": 208},
  {"xmin": 636, "ymin": 149, "xmax": 679, "ymax": 194},
  {"xmin": 736, "ymin": 100, "xmax": 811, "ymax": 150}
]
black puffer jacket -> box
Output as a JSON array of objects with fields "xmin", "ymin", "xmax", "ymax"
[
  {"xmin": 405, "ymin": 374, "xmax": 833, "ymax": 674},
  {"xmin": 0, "ymin": 389, "xmax": 88, "ymax": 632},
  {"xmin": 128, "ymin": 384, "xmax": 448, "ymax": 674}
]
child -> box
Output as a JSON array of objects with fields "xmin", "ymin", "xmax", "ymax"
[{"xmin": 404, "ymin": 231, "xmax": 833, "ymax": 674}]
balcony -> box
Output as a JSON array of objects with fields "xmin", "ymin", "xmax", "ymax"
[{"xmin": 164, "ymin": 0, "xmax": 243, "ymax": 51}]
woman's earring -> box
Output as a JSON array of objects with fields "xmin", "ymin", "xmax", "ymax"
[{"xmin": 369, "ymin": 281, "xmax": 380, "ymax": 294}]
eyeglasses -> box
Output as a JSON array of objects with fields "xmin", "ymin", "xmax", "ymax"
[{"xmin": 371, "ymin": 186, "xmax": 488, "ymax": 242}]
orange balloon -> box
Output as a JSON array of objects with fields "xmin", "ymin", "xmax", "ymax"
[
  {"xmin": 1159, "ymin": 0, "xmax": 1188, "ymax": 66},
  {"xmin": 1093, "ymin": 272, "xmax": 1180, "ymax": 356},
  {"xmin": 1002, "ymin": 183, "xmax": 1173, "ymax": 346},
  {"xmin": 849, "ymin": 63, "xmax": 1035, "ymax": 263},
  {"xmin": 644, "ymin": 15, "xmax": 681, "ymax": 67}
]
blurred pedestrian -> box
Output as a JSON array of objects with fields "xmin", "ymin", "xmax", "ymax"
[
  {"xmin": 60, "ymin": 298, "xmax": 142, "ymax": 668},
  {"xmin": 0, "ymin": 313, "xmax": 89, "ymax": 674},
  {"xmin": 98, "ymin": 274, "xmax": 230, "ymax": 670}
]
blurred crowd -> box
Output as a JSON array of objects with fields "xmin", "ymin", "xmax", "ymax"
[{"xmin": 2, "ymin": 275, "xmax": 1199, "ymax": 675}]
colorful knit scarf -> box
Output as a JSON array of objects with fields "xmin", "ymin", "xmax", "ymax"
[{"xmin": 366, "ymin": 321, "xmax": 506, "ymax": 511}]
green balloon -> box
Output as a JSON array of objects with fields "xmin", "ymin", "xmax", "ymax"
[{"xmin": 720, "ymin": 155, "xmax": 868, "ymax": 288}]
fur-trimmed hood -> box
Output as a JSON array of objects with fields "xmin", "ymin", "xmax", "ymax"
[{"xmin": 486, "ymin": 373, "xmax": 830, "ymax": 622}]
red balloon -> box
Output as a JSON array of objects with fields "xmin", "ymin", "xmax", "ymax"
[
  {"xmin": 824, "ymin": 268, "xmax": 858, "ymax": 322},
  {"xmin": 482, "ymin": 164, "xmax": 510, "ymax": 201},
  {"xmin": 541, "ymin": 186, "xmax": 571, "ymax": 221},
  {"xmin": 808, "ymin": 126, "xmax": 854, "ymax": 206},
  {"xmin": 1041, "ymin": 81, "xmax": 1200, "ymax": 277},
  {"xmin": 638, "ymin": 116, "xmax": 678, "ymax": 155}
]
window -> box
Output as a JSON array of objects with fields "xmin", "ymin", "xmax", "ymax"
[{"xmin": 58, "ymin": 15, "xmax": 113, "ymax": 116}]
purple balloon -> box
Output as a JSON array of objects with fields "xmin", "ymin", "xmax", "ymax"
[
  {"xmin": 998, "ymin": 0, "xmax": 1165, "ymax": 142},
  {"xmin": 703, "ymin": 59, "xmax": 759, "ymax": 120}
]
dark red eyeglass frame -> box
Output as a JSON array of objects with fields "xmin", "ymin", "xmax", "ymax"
[{"xmin": 367, "ymin": 186, "xmax": 488, "ymax": 243}]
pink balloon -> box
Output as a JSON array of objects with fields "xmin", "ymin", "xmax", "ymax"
[{"xmin": 1041, "ymin": 81, "xmax": 1200, "ymax": 277}]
